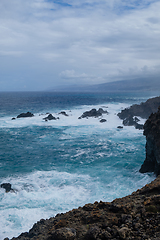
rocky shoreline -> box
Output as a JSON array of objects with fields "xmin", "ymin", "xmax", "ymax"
[
  {"xmin": 6, "ymin": 176, "xmax": 160, "ymax": 240},
  {"xmin": 5, "ymin": 96, "xmax": 160, "ymax": 240}
]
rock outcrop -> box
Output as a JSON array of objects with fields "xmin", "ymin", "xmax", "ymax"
[
  {"xmin": 118, "ymin": 96, "xmax": 160, "ymax": 129},
  {"xmin": 58, "ymin": 111, "xmax": 69, "ymax": 116},
  {"xmin": 1, "ymin": 183, "xmax": 14, "ymax": 193},
  {"xmin": 78, "ymin": 108, "xmax": 108, "ymax": 119},
  {"xmin": 118, "ymin": 96, "xmax": 160, "ymax": 120},
  {"xmin": 8, "ymin": 176, "xmax": 160, "ymax": 240},
  {"xmin": 43, "ymin": 114, "xmax": 57, "ymax": 121},
  {"xmin": 17, "ymin": 112, "xmax": 34, "ymax": 118},
  {"xmin": 140, "ymin": 106, "xmax": 160, "ymax": 176}
]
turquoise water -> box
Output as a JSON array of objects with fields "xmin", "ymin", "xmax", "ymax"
[{"xmin": 0, "ymin": 91, "xmax": 156, "ymax": 239}]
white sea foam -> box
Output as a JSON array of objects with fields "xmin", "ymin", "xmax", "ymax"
[
  {"xmin": 0, "ymin": 102, "xmax": 130, "ymax": 129},
  {"xmin": 0, "ymin": 168, "xmax": 155, "ymax": 239}
]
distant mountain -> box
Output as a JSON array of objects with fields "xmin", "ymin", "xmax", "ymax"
[{"xmin": 49, "ymin": 77, "xmax": 160, "ymax": 92}]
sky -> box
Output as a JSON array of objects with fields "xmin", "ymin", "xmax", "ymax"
[{"xmin": 0, "ymin": 0, "xmax": 160, "ymax": 91}]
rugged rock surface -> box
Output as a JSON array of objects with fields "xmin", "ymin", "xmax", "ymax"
[
  {"xmin": 122, "ymin": 116, "xmax": 144, "ymax": 130},
  {"xmin": 118, "ymin": 96, "xmax": 160, "ymax": 120},
  {"xmin": 140, "ymin": 106, "xmax": 160, "ymax": 176},
  {"xmin": 78, "ymin": 108, "xmax": 108, "ymax": 119},
  {"xmin": 9, "ymin": 176, "xmax": 160, "ymax": 240},
  {"xmin": 17, "ymin": 112, "xmax": 34, "ymax": 118},
  {"xmin": 43, "ymin": 114, "xmax": 57, "ymax": 121}
]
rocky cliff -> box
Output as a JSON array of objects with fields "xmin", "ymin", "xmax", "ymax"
[
  {"xmin": 118, "ymin": 96, "xmax": 160, "ymax": 120},
  {"xmin": 139, "ymin": 106, "xmax": 160, "ymax": 176}
]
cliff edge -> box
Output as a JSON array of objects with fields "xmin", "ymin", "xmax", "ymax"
[{"xmin": 140, "ymin": 106, "xmax": 160, "ymax": 176}]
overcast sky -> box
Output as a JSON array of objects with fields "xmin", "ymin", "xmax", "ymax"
[{"xmin": 0, "ymin": 0, "xmax": 160, "ymax": 91}]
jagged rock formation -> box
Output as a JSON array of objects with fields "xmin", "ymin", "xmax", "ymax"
[
  {"xmin": 78, "ymin": 108, "xmax": 108, "ymax": 119},
  {"xmin": 43, "ymin": 114, "xmax": 57, "ymax": 121},
  {"xmin": 140, "ymin": 106, "xmax": 160, "ymax": 176},
  {"xmin": 117, "ymin": 96, "xmax": 160, "ymax": 129},
  {"xmin": 8, "ymin": 176, "xmax": 160, "ymax": 240},
  {"xmin": 118, "ymin": 96, "xmax": 160, "ymax": 120},
  {"xmin": 17, "ymin": 112, "xmax": 34, "ymax": 118}
]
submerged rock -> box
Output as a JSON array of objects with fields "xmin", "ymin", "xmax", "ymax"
[
  {"xmin": 78, "ymin": 108, "xmax": 108, "ymax": 119},
  {"xmin": 140, "ymin": 106, "xmax": 160, "ymax": 176},
  {"xmin": 17, "ymin": 112, "xmax": 34, "ymax": 118}
]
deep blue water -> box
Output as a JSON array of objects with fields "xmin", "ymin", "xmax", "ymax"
[{"xmin": 0, "ymin": 91, "xmax": 157, "ymax": 239}]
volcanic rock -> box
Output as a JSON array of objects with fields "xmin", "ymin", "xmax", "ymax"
[
  {"xmin": 78, "ymin": 108, "xmax": 108, "ymax": 119},
  {"xmin": 99, "ymin": 119, "xmax": 107, "ymax": 123},
  {"xmin": 140, "ymin": 106, "xmax": 160, "ymax": 176},
  {"xmin": 43, "ymin": 114, "xmax": 57, "ymax": 121},
  {"xmin": 17, "ymin": 112, "xmax": 34, "ymax": 118},
  {"xmin": 1, "ymin": 183, "xmax": 13, "ymax": 192},
  {"xmin": 118, "ymin": 96, "xmax": 160, "ymax": 120},
  {"xmin": 58, "ymin": 111, "xmax": 69, "ymax": 116},
  {"xmin": 9, "ymin": 176, "xmax": 160, "ymax": 240}
]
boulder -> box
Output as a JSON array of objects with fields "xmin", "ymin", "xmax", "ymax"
[
  {"xmin": 1, "ymin": 183, "xmax": 13, "ymax": 192},
  {"xmin": 117, "ymin": 126, "xmax": 123, "ymax": 129},
  {"xmin": 140, "ymin": 106, "xmax": 160, "ymax": 176},
  {"xmin": 78, "ymin": 108, "xmax": 108, "ymax": 119},
  {"xmin": 43, "ymin": 114, "xmax": 57, "ymax": 121},
  {"xmin": 17, "ymin": 112, "xmax": 34, "ymax": 118}
]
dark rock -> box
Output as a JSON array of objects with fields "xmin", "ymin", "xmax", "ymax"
[
  {"xmin": 135, "ymin": 123, "xmax": 144, "ymax": 130},
  {"xmin": 140, "ymin": 106, "xmax": 160, "ymax": 176},
  {"xmin": 43, "ymin": 114, "xmax": 57, "ymax": 121},
  {"xmin": 85, "ymin": 227, "xmax": 101, "ymax": 240},
  {"xmin": 100, "ymin": 119, "xmax": 107, "ymax": 123},
  {"xmin": 117, "ymin": 126, "xmax": 123, "ymax": 129},
  {"xmin": 59, "ymin": 111, "xmax": 69, "ymax": 116},
  {"xmin": 11, "ymin": 117, "xmax": 16, "ymax": 120},
  {"xmin": 123, "ymin": 115, "xmax": 136, "ymax": 126},
  {"xmin": 48, "ymin": 228, "xmax": 76, "ymax": 240},
  {"xmin": 79, "ymin": 108, "xmax": 108, "ymax": 119},
  {"xmin": 17, "ymin": 112, "xmax": 34, "ymax": 118},
  {"xmin": 1, "ymin": 183, "xmax": 13, "ymax": 192},
  {"xmin": 118, "ymin": 96, "xmax": 160, "ymax": 120},
  {"xmin": 122, "ymin": 115, "xmax": 144, "ymax": 129}
]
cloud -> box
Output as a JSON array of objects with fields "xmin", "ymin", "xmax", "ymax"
[{"xmin": 0, "ymin": 0, "xmax": 160, "ymax": 90}]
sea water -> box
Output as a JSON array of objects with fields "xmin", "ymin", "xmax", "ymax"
[{"xmin": 0, "ymin": 91, "xmax": 157, "ymax": 239}]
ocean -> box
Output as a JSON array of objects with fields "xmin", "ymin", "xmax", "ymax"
[{"xmin": 0, "ymin": 91, "xmax": 157, "ymax": 239}]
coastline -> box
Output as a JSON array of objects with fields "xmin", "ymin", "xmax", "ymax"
[
  {"xmin": 4, "ymin": 95, "xmax": 160, "ymax": 240},
  {"xmin": 8, "ymin": 176, "xmax": 160, "ymax": 240}
]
